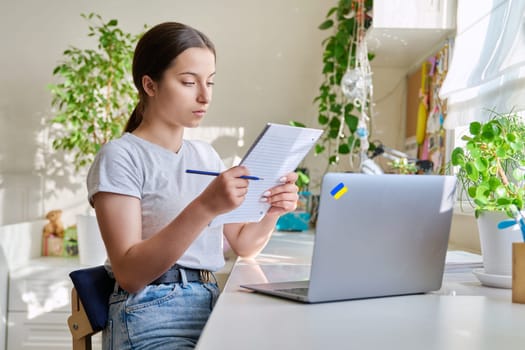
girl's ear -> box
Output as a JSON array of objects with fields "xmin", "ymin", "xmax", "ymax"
[{"xmin": 142, "ymin": 75, "xmax": 157, "ymax": 97}]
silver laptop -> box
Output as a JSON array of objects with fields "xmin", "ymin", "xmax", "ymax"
[{"xmin": 241, "ymin": 173, "xmax": 456, "ymax": 303}]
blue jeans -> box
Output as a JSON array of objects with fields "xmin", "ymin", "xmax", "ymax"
[{"xmin": 103, "ymin": 279, "xmax": 220, "ymax": 350}]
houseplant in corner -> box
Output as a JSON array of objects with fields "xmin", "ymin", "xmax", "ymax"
[
  {"xmin": 292, "ymin": 0, "xmax": 374, "ymax": 173},
  {"xmin": 48, "ymin": 13, "xmax": 143, "ymax": 265},
  {"xmin": 450, "ymin": 112, "xmax": 525, "ymax": 287}
]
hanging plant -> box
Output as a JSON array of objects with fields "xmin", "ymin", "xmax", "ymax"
[{"xmin": 292, "ymin": 0, "xmax": 374, "ymax": 170}]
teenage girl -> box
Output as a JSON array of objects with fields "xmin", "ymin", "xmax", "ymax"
[{"xmin": 87, "ymin": 22, "xmax": 299, "ymax": 349}]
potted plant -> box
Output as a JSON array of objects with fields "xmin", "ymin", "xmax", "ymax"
[
  {"xmin": 450, "ymin": 112, "xmax": 525, "ymax": 283},
  {"xmin": 48, "ymin": 13, "xmax": 144, "ymax": 265},
  {"xmin": 49, "ymin": 13, "xmax": 142, "ymax": 170}
]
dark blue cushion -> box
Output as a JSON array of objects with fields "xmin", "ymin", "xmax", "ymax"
[{"xmin": 69, "ymin": 265, "xmax": 114, "ymax": 331}]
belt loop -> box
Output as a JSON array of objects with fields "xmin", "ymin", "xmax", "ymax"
[
  {"xmin": 180, "ymin": 268, "xmax": 189, "ymax": 288},
  {"xmin": 200, "ymin": 270, "xmax": 214, "ymax": 284},
  {"xmin": 113, "ymin": 280, "xmax": 120, "ymax": 293}
]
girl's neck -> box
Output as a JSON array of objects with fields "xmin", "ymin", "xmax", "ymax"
[{"xmin": 132, "ymin": 122, "xmax": 184, "ymax": 153}]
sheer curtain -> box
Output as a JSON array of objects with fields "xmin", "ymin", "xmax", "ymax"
[{"xmin": 440, "ymin": 0, "xmax": 525, "ymax": 129}]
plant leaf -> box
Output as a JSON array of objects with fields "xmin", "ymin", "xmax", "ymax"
[{"xmin": 318, "ymin": 19, "xmax": 334, "ymax": 30}]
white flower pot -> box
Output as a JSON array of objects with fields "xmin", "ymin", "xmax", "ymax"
[
  {"xmin": 76, "ymin": 214, "xmax": 107, "ymax": 266},
  {"xmin": 477, "ymin": 211, "xmax": 523, "ymax": 276}
]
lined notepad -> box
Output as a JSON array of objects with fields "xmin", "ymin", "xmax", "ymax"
[{"xmin": 211, "ymin": 123, "xmax": 323, "ymax": 226}]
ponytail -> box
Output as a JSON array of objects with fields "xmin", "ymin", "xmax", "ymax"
[{"xmin": 124, "ymin": 99, "xmax": 144, "ymax": 133}]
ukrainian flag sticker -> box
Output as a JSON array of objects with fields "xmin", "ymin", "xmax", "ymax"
[{"xmin": 330, "ymin": 182, "xmax": 348, "ymax": 200}]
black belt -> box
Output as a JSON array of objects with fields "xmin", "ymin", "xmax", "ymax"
[{"xmin": 150, "ymin": 264, "xmax": 213, "ymax": 284}]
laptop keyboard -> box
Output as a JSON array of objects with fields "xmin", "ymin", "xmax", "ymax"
[{"xmin": 276, "ymin": 287, "xmax": 309, "ymax": 296}]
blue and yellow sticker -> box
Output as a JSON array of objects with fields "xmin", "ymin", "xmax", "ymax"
[{"xmin": 330, "ymin": 182, "xmax": 348, "ymax": 200}]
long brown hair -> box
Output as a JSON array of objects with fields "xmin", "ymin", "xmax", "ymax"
[{"xmin": 125, "ymin": 22, "xmax": 216, "ymax": 133}]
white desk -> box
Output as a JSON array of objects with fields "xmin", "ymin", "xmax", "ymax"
[{"xmin": 196, "ymin": 232, "xmax": 525, "ymax": 350}]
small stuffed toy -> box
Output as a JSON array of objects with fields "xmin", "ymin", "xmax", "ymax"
[
  {"xmin": 42, "ymin": 209, "xmax": 65, "ymax": 256},
  {"xmin": 43, "ymin": 209, "xmax": 65, "ymax": 239}
]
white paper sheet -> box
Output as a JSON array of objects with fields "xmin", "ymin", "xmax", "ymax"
[
  {"xmin": 445, "ymin": 250, "xmax": 483, "ymax": 272},
  {"xmin": 211, "ymin": 123, "xmax": 323, "ymax": 226}
]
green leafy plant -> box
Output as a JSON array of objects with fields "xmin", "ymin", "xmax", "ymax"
[
  {"xmin": 450, "ymin": 113, "xmax": 525, "ymax": 218},
  {"xmin": 296, "ymin": 170, "xmax": 310, "ymax": 190},
  {"xmin": 48, "ymin": 13, "xmax": 144, "ymax": 170},
  {"xmin": 389, "ymin": 158, "xmax": 418, "ymax": 175},
  {"xmin": 292, "ymin": 0, "xmax": 373, "ymax": 168}
]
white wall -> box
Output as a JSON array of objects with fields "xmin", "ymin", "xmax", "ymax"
[{"xmin": 0, "ymin": 0, "xmax": 407, "ymax": 226}]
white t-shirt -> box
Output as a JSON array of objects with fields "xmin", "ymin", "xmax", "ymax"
[{"xmin": 87, "ymin": 132, "xmax": 226, "ymax": 272}]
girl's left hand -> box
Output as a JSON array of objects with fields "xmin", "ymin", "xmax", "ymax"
[{"xmin": 262, "ymin": 172, "xmax": 299, "ymax": 217}]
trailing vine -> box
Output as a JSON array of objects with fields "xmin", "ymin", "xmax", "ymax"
[{"xmin": 293, "ymin": 0, "xmax": 373, "ymax": 170}]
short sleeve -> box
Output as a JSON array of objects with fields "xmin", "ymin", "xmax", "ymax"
[{"xmin": 87, "ymin": 141, "xmax": 142, "ymax": 207}]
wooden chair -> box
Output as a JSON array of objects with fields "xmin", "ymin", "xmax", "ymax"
[
  {"xmin": 67, "ymin": 266, "xmax": 114, "ymax": 350},
  {"xmin": 68, "ymin": 287, "xmax": 99, "ymax": 350}
]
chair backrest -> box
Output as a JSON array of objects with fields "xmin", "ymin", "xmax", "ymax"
[
  {"xmin": 68, "ymin": 265, "xmax": 114, "ymax": 350},
  {"xmin": 69, "ymin": 265, "xmax": 115, "ymax": 330}
]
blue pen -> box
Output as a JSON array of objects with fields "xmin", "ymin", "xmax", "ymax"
[{"xmin": 185, "ymin": 169, "xmax": 263, "ymax": 181}]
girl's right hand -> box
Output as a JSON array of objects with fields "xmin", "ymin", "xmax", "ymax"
[{"xmin": 198, "ymin": 166, "xmax": 251, "ymax": 215}]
